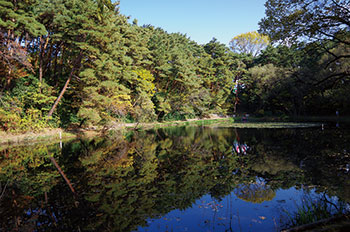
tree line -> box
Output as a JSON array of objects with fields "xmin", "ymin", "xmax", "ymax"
[{"xmin": 0, "ymin": 0, "xmax": 349, "ymax": 132}]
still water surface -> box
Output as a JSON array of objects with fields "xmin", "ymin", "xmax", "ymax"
[{"xmin": 0, "ymin": 124, "xmax": 349, "ymax": 231}]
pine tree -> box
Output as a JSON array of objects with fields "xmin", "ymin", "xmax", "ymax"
[{"xmin": 0, "ymin": 0, "xmax": 46, "ymax": 90}]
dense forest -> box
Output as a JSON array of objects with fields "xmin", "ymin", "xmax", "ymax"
[{"xmin": 0, "ymin": 0, "xmax": 349, "ymax": 132}]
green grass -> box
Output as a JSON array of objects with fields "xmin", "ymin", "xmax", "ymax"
[
  {"xmin": 281, "ymin": 194, "xmax": 349, "ymax": 230},
  {"xmin": 223, "ymin": 122, "xmax": 321, "ymax": 128},
  {"xmin": 138, "ymin": 118, "xmax": 234, "ymax": 130},
  {"xmin": 131, "ymin": 117, "xmax": 320, "ymax": 131}
]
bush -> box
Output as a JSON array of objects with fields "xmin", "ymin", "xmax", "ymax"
[
  {"xmin": 19, "ymin": 108, "xmax": 52, "ymax": 132},
  {"xmin": 0, "ymin": 108, "xmax": 21, "ymax": 131},
  {"xmin": 0, "ymin": 75, "xmax": 58, "ymax": 133}
]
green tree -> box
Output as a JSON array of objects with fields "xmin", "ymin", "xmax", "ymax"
[
  {"xmin": 259, "ymin": 0, "xmax": 350, "ymax": 45},
  {"xmin": 241, "ymin": 63, "xmax": 305, "ymax": 116},
  {"xmin": 146, "ymin": 29, "xmax": 209, "ymax": 120},
  {"xmin": 255, "ymin": 44, "xmax": 303, "ymax": 68},
  {"xmin": 41, "ymin": 0, "xmax": 100, "ymax": 117},
  {"xmin": 76, "ymin": 11, "xmax": 133, "ymax": 126},
  {"xmin": 0, "ymin": 0, "xmax": 46, "ymax": 90},
  {"xmin": 203, "ymin": 38, "xmax": 236, "ymax": 114},
  {"xmin": 259, "ymin": 0, "xmax": 350, "ymax": 100}
]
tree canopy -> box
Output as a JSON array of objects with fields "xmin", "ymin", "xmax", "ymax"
[{"xmin": 259, "ymin": 0, "xmax": 350, "ymax": 45}]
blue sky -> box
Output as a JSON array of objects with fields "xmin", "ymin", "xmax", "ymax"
[{"xmin": 119, "ymin": 0, "xmax": 266, "ymax": 45}]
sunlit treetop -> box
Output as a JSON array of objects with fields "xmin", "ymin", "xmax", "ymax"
[{"xmin": 229, "ymin": 31, "xmax": 270, "ymax": 57}]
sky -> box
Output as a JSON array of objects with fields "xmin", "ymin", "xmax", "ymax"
[{"xmin": 119, "ymin": 0, "xmax": 266, "ymax": 46}]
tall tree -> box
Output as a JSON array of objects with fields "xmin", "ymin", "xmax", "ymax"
[
  {"xmin": 146, "ymin": 29, "xmax": 209, "ymax": 120},
  {"xmin": 259, "ymin": 0, "xmax": 350, "ymax": 45},
  {"xmin": 41, "ymin": 0, "xmax": 115, "ymax": 117},
  {"xmin": 259, "ymin": 0, "xmax": 350, "ymax": 109},
  {"xmin": 258, "ymin": 0, "xmax": 350, "ymax": 68},
  {"xmin": 77, "ymin": 12, "xmax": 144, "ymax": 125},
  {"xmin": 0, "ymin": 0, "xmax": 46, "ymax": 90}
]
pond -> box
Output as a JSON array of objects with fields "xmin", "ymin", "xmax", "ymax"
[{"xmin": 0, "ymin": 123, "xmax": 349, "ymax": 231}]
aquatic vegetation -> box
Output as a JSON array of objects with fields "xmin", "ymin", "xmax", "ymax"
[{"xmin": 281, "ymin": 193, "xmax": 350, "ymax": 230}]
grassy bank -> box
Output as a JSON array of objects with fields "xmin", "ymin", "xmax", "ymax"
[
  {"xmin": 0, "ymin": 129, "xmax": 78, "ymax": 146},
  {"xmin": 0, "ymin": 118, "xmax": 232, "ymax": 146},
  {"xmin": 126, "ymin": 118, "xmax": 321, "ymax": 130},
  {"xmin": 128, "ymin": 117, "xmax": 235, "ymax": 130}
]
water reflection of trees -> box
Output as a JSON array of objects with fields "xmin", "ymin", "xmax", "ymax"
[
  {"xmin": 79, "ymin": 127, "xmax": 253, "ymax": 231},
  {"xmin": 0, "ymin": 144, "xmax": 61, "ymax": 230},
  {"xmin": 0, "ymin": 126, "xmax": 349, "ymax": 231},
  {"xmin": 234, "ymin": 178, "xmax": 276, "ymax": 203},
  {"xmin": 242, "ymin": 128, "xmax": 350, "ymax": 202}
]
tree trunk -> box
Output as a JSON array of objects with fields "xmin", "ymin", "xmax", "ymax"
[
  {"xmin": 39, "ymin": 36, "xmax": 43, "ymax": 87},
  {"xmin": 39, "ymin": 36, "xmax": 50, "ymax": 91},
  {"xmin": 47, "ymin": 52, "xmax": 82, "ymax": 117},
  {"xmin": 233, "ymin": 72, "xmax": 242, "ymax": 114},
  {"xmin": 47, "ymin": 72, "xmax": 72, "ymax": 117},
  {"xmin": 234, "ymin": 96, "xmax": 238, "ymax": 114}
]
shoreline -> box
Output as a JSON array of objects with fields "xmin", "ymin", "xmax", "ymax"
[
  {"xmin": 1, "ymin": 115, "xmax": 344, "ymax": 147},
  {"xmin": 0, "ymin": 117, "xmax": 231, "ymax": 146},
  {"xmin": 0, "ymin": 129, "xmax": 77, "ymax": 147}
]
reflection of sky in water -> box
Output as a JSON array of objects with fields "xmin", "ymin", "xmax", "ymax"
[{"xmin": 135, "ymin": 187, "xmax": 332, "ymax": 232}]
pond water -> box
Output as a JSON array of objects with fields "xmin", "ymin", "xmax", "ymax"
[{"xmin": 0, "ymin": 124, "xmax": 349, "ymax": 231}]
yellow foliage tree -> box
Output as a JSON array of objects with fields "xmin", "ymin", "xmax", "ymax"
[
  {"xmin": 131, "ymin": 68, "xmax": 157, "ymax": 122},
  {"xmin": 229, "ymin": 31, "xmax": 270, "ymax": 57}
]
